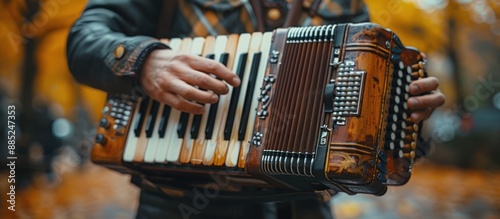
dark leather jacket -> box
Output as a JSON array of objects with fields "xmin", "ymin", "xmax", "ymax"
[{"xmin": 67, "ymin": 0, "xmax": 369, "ymax": 94}]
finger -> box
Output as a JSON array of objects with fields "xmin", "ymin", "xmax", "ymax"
[
  {"xmin": 155, "ymin": 92, "xmax": 206, "ymax": 114},
  {"xmin": 409, "ymin": 77, "xmax": 439, "ymax": 95},
  {"xmin": 187, "ymin": 56, "xmax": 241, "ymax": 87},
  {"xmin": 178, "ymin": 68, "xmax": 230, "ymax": 94},
  {"xmin": 164, "ymin": 79, "xmax": 219, "ymax": 104},
  {"xmin": 410, "ymin": 108, "xmax": 434, "ymax": 123},
  {"xmin": 407, "ymin": 92, "xmax": 445, "ymax": 110}
]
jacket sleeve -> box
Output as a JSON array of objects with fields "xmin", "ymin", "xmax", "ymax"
[{"xmin": 67, "ymin": 0, "xmax": 169, "ymax": 94}]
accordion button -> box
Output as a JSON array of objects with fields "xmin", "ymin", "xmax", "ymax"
[
  {"xmin": 116, "ymin": 126, "xmax": 126, "ymax": 136},
  {"xmin": 102, "ymin": 106, "xmax": 110, "ymax": 114},
  {"xmin": 99, "ymin": 118, "xmax": 110, "ymax": 129},
  {"xmin": 95, "ymin": 134, "xmax": 107, "ymax": 145}
]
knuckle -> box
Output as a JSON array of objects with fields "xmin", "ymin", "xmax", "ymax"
[
  {"xmin": 178, "ymin": 85, "xmax": 193, "ymax": 97},
  {"xmin": 196, "ymin": 74, "xmax": 210, "ymax": 86},
  {"xmin": 155, "ymin": 75, "xmax": 167, "ymax": 86},
  {"xmin": 205, "ymin": 61, "xmax": 219, "ymax": 72},
  {"xmin": 170, "ymin": 99, "xmax": 182, "ymax": 109},
  {"xmin": 158, "ymin": 93, "xmax": 171, "ymax": 103},
  {"xmin": 164, "ymin": 63, "xmax": 175, "ymax": 73},
  {"xmin": 164, "ymin": 62, "xmax": 183, "ymax": 74},
  {"xmin": 175, "ymin": 53, "xmax": 191, "ymax": 63},
  {"xmin": 201, "ymin": 93, "xmax": 213, "ymax": 103}
]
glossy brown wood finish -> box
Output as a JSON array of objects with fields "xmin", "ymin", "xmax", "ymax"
[
  {"xmin": 324, "ymin": 23, "xmax": 426, "ymax": 194},
  {"xmin": 91, "ymin": 98, "xmax": 137, "ymax": 174},
  {"xmin": 246, "ymin": 28, "xmax": 289, "ymax": 185}
]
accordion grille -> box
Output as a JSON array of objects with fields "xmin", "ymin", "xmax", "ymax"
[{"xmin": 262, "ymin": 29, "xmax": 334, "ymax": 175}]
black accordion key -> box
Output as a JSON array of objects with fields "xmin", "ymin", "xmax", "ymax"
[
  {"xmin": 133, "ymin": 97, "xmax": 150, "ymax": 137},
  {"xmin": 145, "ymin": 101, "xmax": 160, "ymax": 138},
  {"xmin": 177, "ymin": 112, "xmax": 189, "ymax": 138},
  {"xmin": 190, "ymin": 54, "xmax": 216, "ymax": 139},
  {"xmin": 224, "ymin": 53, "xmax": 248, "ymax": 140},
  {"xmin": 205, "ymin": 53, "xmax": 229, "ymax": 139},
  {"xmin": 158, "ymin": 105, "xmax": 171, "ymax": 138},
  {"xmin": 238, "ymin": 52, "xmax": 261, "ymax": 140}
]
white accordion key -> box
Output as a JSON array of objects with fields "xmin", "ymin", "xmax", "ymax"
[
  {"xmin": 154, "ymin": 38, "xmax": 182, "ymax": 163},
  {"xmin": 226, "ymin": 32, "xmax": 263, "ymax": 167},
  {"xmin": 179, "ymin": 37, "xmax": 206, "ymax": 163},
  {"xmin": 166, "ymin": 38, "xmax": 193, "ymax": 163},
  {"xmin": 212, "ymin": 33, "xmax": 251, "ymax": 166},
  {"xmin": 143, "ymin": 103, "xmax": 164, "ymax": 163},
  {"xmin": 190, "ymin": 36, "xmax": 221, "ymax": 165},
  {"xmin": 203, "ymin": 35, "xmax": 235, "ymax": 165},
  {"xmin": 123, "ymin": 97, "xmax": 143, "ymax": 162}
]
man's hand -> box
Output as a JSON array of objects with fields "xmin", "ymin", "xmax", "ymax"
[
  {"xmin": 407, "ymin": 77, "xmax": 446, "ymax": 122},
  {"xmin": 140, "ymin": 49, "xmax": 241, "ymax": 114}
]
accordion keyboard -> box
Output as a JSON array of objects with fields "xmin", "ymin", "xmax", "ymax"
[{"xmin": 121, "ymin": 32, "xmax": 273, "ymax": 168}]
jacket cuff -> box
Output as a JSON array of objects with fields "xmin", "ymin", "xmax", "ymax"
[{"xmin": 105, "ymin": 37, "xmax": 170, "ymax": 81}]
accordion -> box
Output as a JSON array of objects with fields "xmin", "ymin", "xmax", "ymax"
[{"xmin": 92, "ymin": 23, "xmax": 429, "ymax": 196}]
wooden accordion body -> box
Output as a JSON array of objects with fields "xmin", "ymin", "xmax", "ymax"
[{"xmin": 92, "ymin": 23, "xmax": 429, "ymax": 196}]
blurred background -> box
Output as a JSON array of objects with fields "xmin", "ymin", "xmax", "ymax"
[{"xmin": 0, "ymin": 0, "xmax": 498, "ymax": 218}]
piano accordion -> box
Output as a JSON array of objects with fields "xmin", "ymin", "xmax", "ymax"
[{"xmin": 92, "ymin": 23, "xmax": 429, "ymax": 196}]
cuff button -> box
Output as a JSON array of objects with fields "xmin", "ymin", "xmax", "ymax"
[{"xmin": 114, "ymin": 44, "xmax": 125, "ymax": 59}]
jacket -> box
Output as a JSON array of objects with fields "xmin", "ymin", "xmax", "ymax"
[{"xmin": 67, "ymin": 0, "xmax": 369, "ymax": 95}]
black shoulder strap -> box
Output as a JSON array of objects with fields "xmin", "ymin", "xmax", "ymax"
[
  {"xmin": 284, "ymin": 0, "xmax": 304, "ymax": 27},
  {"xmin": 249, "ymin": 0, "xmax": 265, "ymax": 32},
  {"xmin": 156, "ymin": 0, "xmax": 178, "ymax": 38}
]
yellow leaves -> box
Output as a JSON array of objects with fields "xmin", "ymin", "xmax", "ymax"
[
  {"xmin": 365, "ymin": 0, "xmax": 448, "ymax": 53},
  {"xmin": 365, "ymin": 0, "xmax": 500, "ymax": 52}
]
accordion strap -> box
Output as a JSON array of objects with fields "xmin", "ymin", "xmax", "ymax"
[
  {"xmin": 135, "ymin": 175, "xmax": 336, "ymax": 203},
  {"xmin": 284, "ymin": 0, "xmax": 304, "ymax": 27},
  {"xmin": 249, "ymin": 0, "xmax": 265, "ymax": 32},
  {"xmin": 156, "ymin": 0, "xmax": 178, "ymax": 38}
]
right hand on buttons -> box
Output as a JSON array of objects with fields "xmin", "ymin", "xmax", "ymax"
[{"xmin": 140, "ymin": 49, "xmax": 241, "ymax": 114}]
